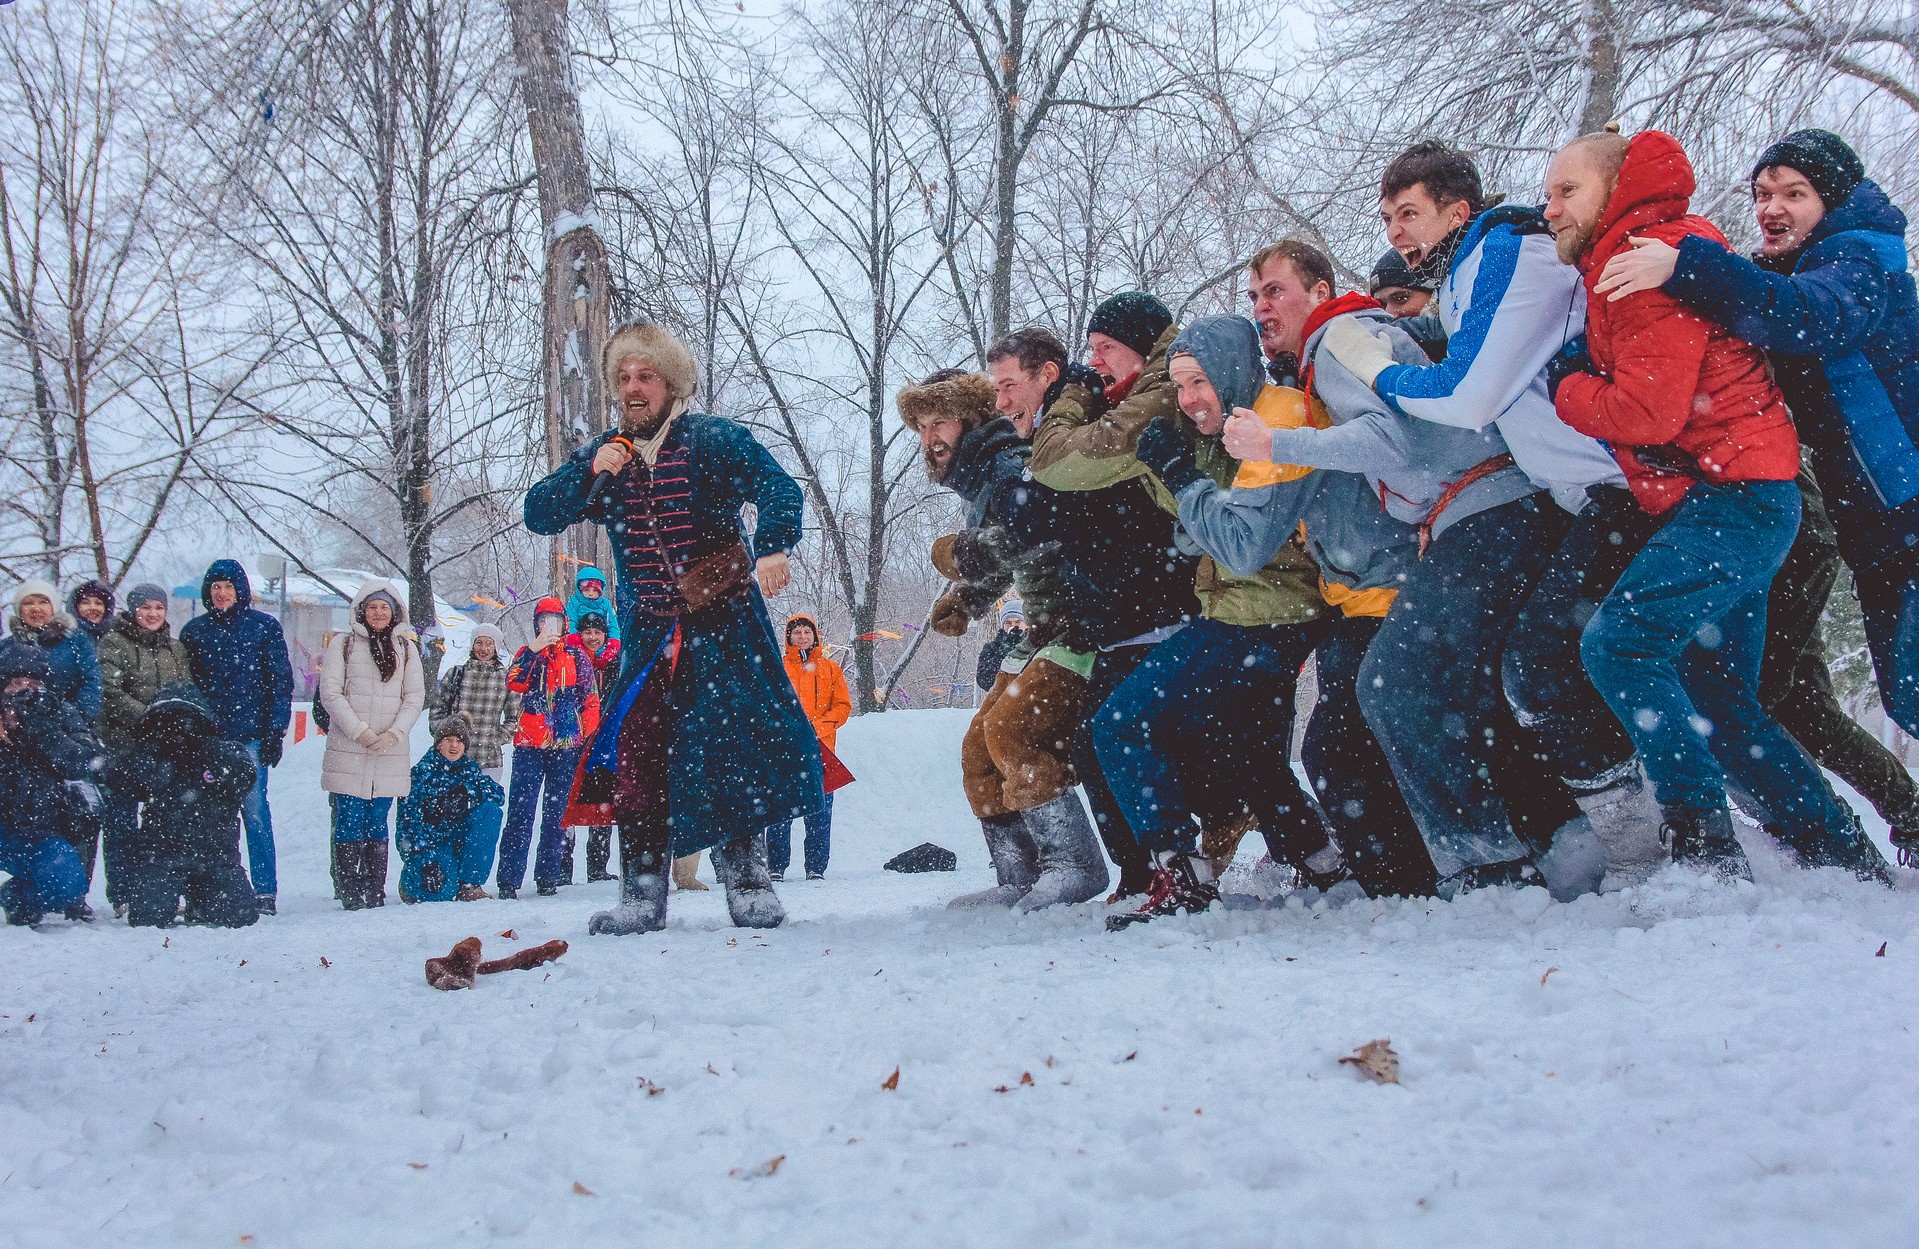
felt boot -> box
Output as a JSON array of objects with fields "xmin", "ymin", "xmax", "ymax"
[
  {"xmin": 711, "ymin": 832, "xmax": 785, "ymax": 929},
  {"xmin": 947, "ymin": 813, "xmax": 1039, "ymax": 909},
  {"xmin": 1014, "ymin": 794, "xmax": 1110, "ymax": 911}
]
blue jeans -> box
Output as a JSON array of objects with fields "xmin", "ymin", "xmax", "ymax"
[
  {"xmin": 240, "ymin": 740, "xmax": 277, "ymax": 896},
  {"xmin": 1094, "ymin": 616, "xmax": 1327, "ymax": 857},
  {"xmin": 1582, "ymin": 481, "xmax": 1855, "ymax": 848},
  {"xmin": 1358, "ymin": 494, "xmax": 1579, "ymax": 877},
  {"xmin": 1857, "ymin": 558, "xmax": 1919, "ymax": 738},
  {"xmin": 332, "ymin": 795, "xmax": 394, "ymax": 841},
  {"xmin": 768, "ymin": 792, "xmax": 832, "ymax": 876},
  {"xmin": 0, "ymin": 833, "xmax": 88, "ymax": 923},
  {"xmin": 498, "ymin": 745, "xmax": 583, "ymax": 890}
]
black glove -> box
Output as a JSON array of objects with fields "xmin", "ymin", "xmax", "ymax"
[
  {"xmin": 425, "ymin": 787, "xmax": 476, "ymax": 829},
  {"xmin": 257, "ymin": 731, "xmax": 284, "ymax": 769},
  {"xmin": 1134, "ymin": 417, "xmax": 1203, "ymax": 493},
  {"xmin": 1545, "ymin": 334, "xmax": 1594, "ymax": 401}
]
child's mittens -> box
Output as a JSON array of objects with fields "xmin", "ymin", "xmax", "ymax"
[
  {"xmin": 425, "ymin": 937, "xmax": 484, "ymax": 990},
  {"xmin": 478, "ymin": 940, "xmax": 569, "ymax": 975}
]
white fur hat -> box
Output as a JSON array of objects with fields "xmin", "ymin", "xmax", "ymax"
[{"xmin": 603, "ymin": 321, "xmax": 698, "ymax": 399}]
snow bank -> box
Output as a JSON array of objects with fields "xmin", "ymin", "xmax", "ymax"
[{"xmin": 2, "ymin": 709, "xmax": 1915, "ymax": 1247}]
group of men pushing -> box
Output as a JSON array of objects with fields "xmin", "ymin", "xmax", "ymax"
[{"xmin": 906, "ymin": 127, "xmax": 1918, "ymax": 928}]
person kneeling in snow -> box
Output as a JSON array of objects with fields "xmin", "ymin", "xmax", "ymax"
[
  {"xmin": 397, "ymin": 715, "xmax": 505, "ymax": 903},
  {"xmin": 0, "ymin": 647, "xmax": 101, "ymax": 926},
  {"xmin": 102, "ymin": 682, "xmax": 260, "ymax": 928}
]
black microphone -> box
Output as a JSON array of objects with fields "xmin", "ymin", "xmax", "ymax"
[{"xmin": 584, "ymin": 435, "xmax": 636, "ymax": 508}]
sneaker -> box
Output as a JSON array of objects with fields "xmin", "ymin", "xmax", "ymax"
[
  {"xmin": 255, "ymin": 894, "xmax": 277, "ymax": 916},
  {"xmin": 1436, "ymin": 857, "xmax": 1546, "ymax": 899},
  {"xmin": 587, "ymin": 870, "xmax": 616, "ymax": 883},
  {"xmin": 497, "ymin": 885, "xmax": 518, "ymax": 900},
  {"xmin": 455, "ymin": 884, "xmax": 491, "ymax": 902},
  {"xmin": 1660, "ymin": 808, "xmax": 1752, "ymax": 883},
  {"xmin": 536, "ymin": 883, "xmax": 558, "ymax": 897},
  {"xmin": 112, "ymin": 903, "xmax": 128, "ymax": 920},
  {"xmin": 806, "ymin": 871, "xmax": 825, "ymax": 881},
  {"xmin": 65, "ymin": 901, "xmax": 96, "ymax": 923},
  {"xmin": 1106, "ymin": 853, "xmax": 1218, "ymax": 931},
  {"xmin": 769, "ymin": 871, "xmax": 785, "ymax": 882}
]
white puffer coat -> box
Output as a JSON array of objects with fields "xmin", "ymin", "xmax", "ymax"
[{"xmin": 320, "ymin": 579, "xmax": 427, "ymax": 799}]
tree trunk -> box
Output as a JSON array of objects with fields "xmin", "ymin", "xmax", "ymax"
[
  {"xmin": 503, "ymin": 0, "xmax": 612, "ymax": 591},
  {"xmin": 1577, "ymin": 0, "xmax": 1621, "ymax": 136}
]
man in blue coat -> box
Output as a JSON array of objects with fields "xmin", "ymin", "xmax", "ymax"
[
  {"xmin": 525, "ymin": 321, "xmax": 824, "ymax": 935},
  {"xmin": 178, "ymin": 560, "xmax": 294, "ymax": 910},
  {"xmin": 1597, "ymin": 128, "xmax": 1919, "ymax": 867}
]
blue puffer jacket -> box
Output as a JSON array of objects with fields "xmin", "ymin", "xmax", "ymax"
[
  {"xmin": 0, "ymin": 622, "xmax": 102, "ymax": 722},
  {"xmin": 1665, "ymin": 179, "xmax": 1919, "ymax": 574},
  {"xmin": 177, "ymin": 560, "xmax": 295, "ymax": 743}
]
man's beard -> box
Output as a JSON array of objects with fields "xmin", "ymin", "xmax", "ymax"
[
  {"xmin": 1554, "ymin": 219, "xmax": 1596, "ymax": 266},
  {"xmin": 620, "ymin": 399, "xmax": 672, "ymax": 436},
  {"xmin": 923, "ymin": 443, "xmax": 954, "ymax": 483}
]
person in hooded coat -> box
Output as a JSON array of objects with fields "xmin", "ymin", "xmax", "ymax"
[
  {"xmin": 96, "ymin": 583, "xmax": 192, "ymax": 914},
  {"xmin": 525, "ymin": 320, "xmax": 823, "ymax": 934},
  {"xmin": 178, "ymin": 560, "xmax": 294, "ymax": 910},
  {"xmin": 765, "ymin": 613, "xmax": 850, "ymax": 880},
  {"xmin": 566, "ymin": 566, "xmax": 622, "ymax": 644},
  {"xmin": 0, "ymin": 645, "xmax": 100, "ymax": 926},
  {"xmin": 1542, "ymin": 128, "xmax": 1889, "ymax": 885},
  {"xmin": 397, "ymin": 714, "xmax": 505, "ymax": 903},
  {"xmin": 1597, "ymin": 128, "xmax": 1919, "ymax": 870},
  {"xmin": 68, "ymin": 581, "xmax": 115, "ymax": 646},
  {"xmin": 319, "ymin": 579, "xmax": 427, "ymax": 909},
  {"xmin": 102, "ymin": 682, "xmax": 259, "ymax": 928}
]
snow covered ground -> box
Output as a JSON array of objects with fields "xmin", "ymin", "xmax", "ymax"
[{"xmin": 4, "ymin": 708, "xmax": 1917, "ymax": 1248}]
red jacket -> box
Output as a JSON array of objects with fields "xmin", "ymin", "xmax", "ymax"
[{"xmin": 1556, "ymin": 130, "xmax": 1799, "ymax": 514}]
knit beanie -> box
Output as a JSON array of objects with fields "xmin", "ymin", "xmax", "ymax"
[
  {"xmin": 1751, "ymin": 129, "xmax": 1865, "ymax": 209},
  {"xmin": 1369, "ymin": 248, "xmax": 1433, "ymax": 295},
  {"xmin": 12, "ymin": 579, "xmax": 57, "ymax": 617},
  {"xmin": 577, "ymin": 611, "xmax": 609, "ymax": 634},
  {"xmin": 127, "ymin": 583, "xmax": 169, "ymax": 610},
  {"xmin": 432, "ymin": 713, "xmax": 472, "ymax": 747},
  {"xmin": 999, "ymin": 600, "xmax": 1025, "ymax": 626},
  {"xmin": 1087, "ymin": 292, "xmax": 1173, "ymax": 360}
]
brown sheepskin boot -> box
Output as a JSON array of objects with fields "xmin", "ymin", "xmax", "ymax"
[
  {"xmin": 672, "ymin": 854, "xmax": 708, "ymax": 891},
  {"xmin": 425, "ymin": 937, "xmax": 484, "ymax": 990}
]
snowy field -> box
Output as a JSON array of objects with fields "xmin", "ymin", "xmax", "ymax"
[{"xmin": 4, "ymin": 708, "xmax": 1917, "ymax": 1248}]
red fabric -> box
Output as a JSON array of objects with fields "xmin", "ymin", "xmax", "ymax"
[
  {"xmin": 1105, "ymin": 370, "xmax": 1140, "ymax": 403},
  {"xmin": 534, "ymin": 595, "xmax": 565, "ymax": 617},
  {"xmin": 1556, "ymin": 130, "xmax": 1799, "ymax": 514},
  {"xmin": 1299, "ymin": 291, "xmax": 1383, "ymax": 396},
  {"xmin": 505, "ymin": 640, "xmax": 601, "ymax": 749},
  {"xmin": 821, "ymin": 741, "xmax": 855, "ymax": 794}
]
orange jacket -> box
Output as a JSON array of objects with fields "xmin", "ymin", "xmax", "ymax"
[{"xmin": 782, "ymin": 613, "xmax": 851, "ymax": 749}]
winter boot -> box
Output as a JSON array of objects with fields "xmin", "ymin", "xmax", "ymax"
[
  {"xmin": 948, "ymin": 813, "xmax": 1040, "ymax": 909},
  {"xmin": 364, "ymin": 841, "xmax": 390, "ymax": 908},
  {"xmin": 711, "ymin": 832, "xmax": 785, "ymax": 929},
  {"xmin": 1295, "ymin": 842, "xmax": 1355, "ymax": 893},
  {"xmin": 1, "ymin": 877, "xmax": 43, "ymax": 927},
  {"xmin": 672, "ymin": 854, "xmax": 709, "ymax": 891},
  {"xmin": 1435, "ymin": 856, "xmax": 1547, "ymax": 900},
  {"xmin": 1660, "ymin": 807, "xmax": 1752, "ymax": 883},
  {"xmin": 1571, "ymin": 761, "xmax": 1666, "ymax": 883},
  {"xmin": 65, "ymin": 900, "xmax": 96, "ymax": 922},
  {"xmin": 586, "ymin": 825, "xmax": 616, "ymax": 882},
  {"xmin": 1534, "ymin": 815, "xmax": 1607, "ymax": 902},
  {"xmin": 1773, "ymin": 811, "xmax": 1895, "ymax": 886},
  {"xmin": 588, "ymin": 851, "xmax": 670, "ymax": 936},
  {"xmin": 255, "ymin": 894, "xmax": 277, "ymax": 916},
  {"xmin": 1014, "ymin": 794, "xmax": 1110, "ymax": 911},
  {"xmin": 1106, "ymin": 850, "xmax": 1219, "ymax": 931}
]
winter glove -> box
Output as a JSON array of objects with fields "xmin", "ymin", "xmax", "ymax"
[
  {"xmin": 929, "ymin": 533, "xmax": 962, "ymax": 582},
  {"xmin": 354, "ymin": 725, "xmax": 382, "ymax": 749},
  {"xmin": 425, "ymin": 787, "xmax": 476, "ymax": 829},
  {"xmin": 1545, "ymin": 335, "xmax": 1594, "ymax": 402},
  {"xmin": 257, "ymin": 731, "xmax": 284, "ymax": 769},
  {"xmin": 375, "ymin": 730, "xmax": 403, "ymax": 753},
  {"xmin": 1319, "ymin": 316, "xmax": 1398, "ymax": 389},
  {"xmin": 1134, "ymin": 417, "xmax": 1203, "ymax": 493},
  {"xmin": 930, "ymin": 591, "xmax": 973, "ymax": 638},
  {"xmin": 950, "ymin": 527, "xmax": 1016, "ymax": 585}
]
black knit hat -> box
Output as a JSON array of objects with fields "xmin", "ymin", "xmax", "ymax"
[
  {"xmin": 1369, "ymin": 248, "xmax": 1433, "ymax": 296},
  {"xmin": 1087, "ymin": 292, "xmax": 1173, "ymax": 360},
  {"xmin": 577, "ymin": 611, "xmax": 608, "ymax": 634},
  {"xmin": 1751, "ymin": 129, "xmax": 1865, "ymax": 210}
]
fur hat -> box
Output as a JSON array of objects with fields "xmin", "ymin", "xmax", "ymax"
[
  {"xmin": 431, "ymin": 712, "xmax": 473, "ymax": 747},
  {"xmin": 603, "ymin": 321, "xmax": 698, "ymax": 399},
  {"xmin": 897, "ymin": 369, "xmax": 998, "ymax": 433}
]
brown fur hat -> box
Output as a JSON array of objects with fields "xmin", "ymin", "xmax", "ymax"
[
  {"xmin": 603, "ymin": 321, "xmax": 698, "ymax": 399},
  {"xmin": 896, "ymin": 369, "xmax": 997, "ymax": 433}
]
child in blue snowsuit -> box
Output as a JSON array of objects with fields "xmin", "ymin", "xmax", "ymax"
[{"xmin": 397, "ymin": 715, "xmax": 505, "ymax": 902}]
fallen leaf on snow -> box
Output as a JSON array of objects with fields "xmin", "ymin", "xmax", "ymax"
[
  {"xmin": 407, "ymin": 1163, "xmax": 427, "ymax": 1170},
  {"xmin": 1339, "ymin": 1038, "xmax": 1400, "ymax": 1085},
  {"xmin": 572, "ymin": 1181, "xmax": 596, "ymax": 1196},
  {"xmin": 498, "ymin": 929, "xmax": 517, "ymax": 939},
  {"xmin": 881, "ymin": 1066, "xmax": 900, "ymax": 1091},
  {"xmin": 319, "ymin": 956, "xmax": 332, "ymax": 969},
  {"xmin": 637, "ymin": 1078, "xmax": 664, "ymax": 1096},
  {"xmin": 1018, "ymin": 1071, "xmax": 1034, "ymax": 1086},
  {"xmin": 730, "ymin": 1155, "xmax": 785, "ymax": 1180},
  {"xmin": 1540, "ymin": 966, "xmax": 1559, "ymax": 985},
  {"xmin": 1875, "ymin": 942, "xmax": 1887, "ymax": 957}
]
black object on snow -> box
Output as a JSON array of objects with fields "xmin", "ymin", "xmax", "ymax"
[{"xmin": 884, "ymin": 843, "xmax": 957, "ymax": 874}]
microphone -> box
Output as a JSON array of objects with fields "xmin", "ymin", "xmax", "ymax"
[{"xmin": 584, "ymin": 435, "xmax": 637, "ymax": 508}]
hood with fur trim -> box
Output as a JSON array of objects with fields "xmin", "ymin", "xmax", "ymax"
[{"xmin": 897, "ymin": 370, "xmax": 998, "ymax": 433}]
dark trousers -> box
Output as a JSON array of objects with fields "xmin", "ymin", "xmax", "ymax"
[
  {"xmin": 100, "ymin": 783, "xmax": 138, "ymax": 908},
  {"xmin": 1358, "ymin": 494, "xmax": 1577, "ymax": 878},
  {"xmin": 1582, "ymin": 481, "xmax": 1856, "ymax": 853},
  {"xmin": 1302, "ymin": 614, "xmax": 1438, "ymax": 897},
  {"xmin": 1074, "ymin": 644, "xmax": 1155, "ymax": 892},
  {"xmin": 499, "ymin": 745, "xmax": 584, "ymax": 890},
  {"xmin": 767, "ymin": 792, "xmax": 832, "ymax": 876},
  {"xmin": 1856, "ymin": 556, "xmax": 1919, "ymax": 741},
  {"xmin": 585, "ymin": 825, "xmax": 615, "ymax": 878},
  {"xmin": 1094, "ymin": 616, "xmax": 1327, "ymax": 858},
  {"xmin": 123, "ymin": 845, "xmax": 259, "ymax": 928},
  {"xmin": 1762, "ymin": 517, "xmax": 1919, "ymax": 837}
]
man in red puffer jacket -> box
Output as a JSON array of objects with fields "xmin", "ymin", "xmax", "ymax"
[{"xmin": 1537, "ymin": 127, "xmax": 1890, "ymax": 887}]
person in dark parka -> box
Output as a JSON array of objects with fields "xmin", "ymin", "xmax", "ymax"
[
  {"xmin": 0, "ymin": 646, "xmax": 100, "ymax": 926},
  {"xmin": 102, "ymin": 683, "xmax": 259, "ymax": 928},
  {"xmin": 525, "ymin": 320, "xmax": 823, "ymax": 935},
  {"xmin": 178, "ymin": 560, "xmax": 294, "ymax": 909},
  {"xmin": 96, "ymin": 583, "xmax": 194, "ymax": 913}
]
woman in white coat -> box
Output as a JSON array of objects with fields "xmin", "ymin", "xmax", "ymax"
[{"xmin": 320, "ymin": 580, "xmax": 426, "ymax": 909}]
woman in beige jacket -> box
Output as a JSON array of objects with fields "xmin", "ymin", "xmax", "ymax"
[{"xmin": 320, "ymin": 580, "xmax": 426, "ymax": 909}]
